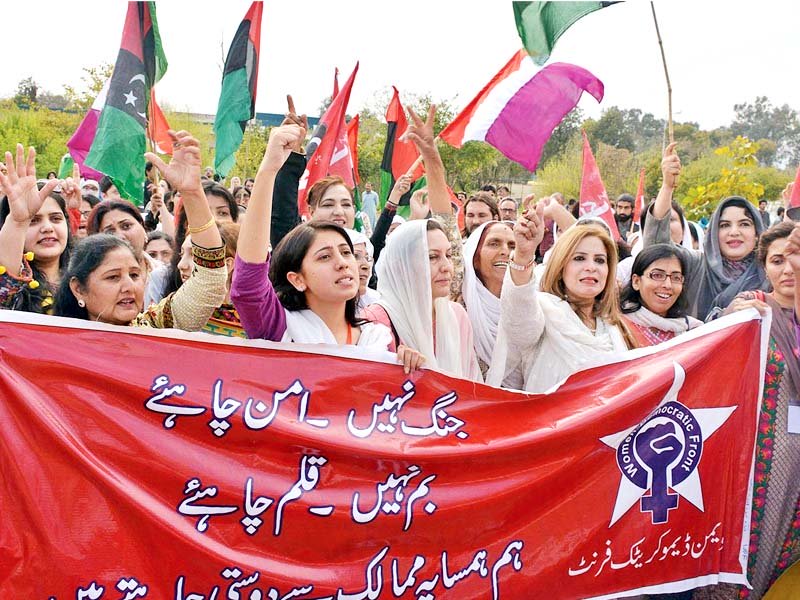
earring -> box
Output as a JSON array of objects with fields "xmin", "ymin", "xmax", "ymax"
[
  {"xmin": 78, "ymin": 299, "xmax": 86, "ymax": 308},
  {"xmin": 298, "ymin": 285, "xmax": 306, "ymax": 292}
]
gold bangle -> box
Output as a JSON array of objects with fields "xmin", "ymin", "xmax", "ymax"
[{"xmin": 188, "ymin": 217, "xmax": 216, "ymax": 235}]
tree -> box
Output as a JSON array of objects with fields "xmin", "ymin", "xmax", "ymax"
[
  {"xmin": 539, "ymin": 107, "xmax": 582, "ymax": 167},
  {"xmin": 13, "ymin": 77, "xmax": 38, "ymax": 107},
  {"xmin": 682, "ymin": 136, "xmax": 767, "ymax": 220},
  {"xmin": 730, "ymin": 96, "xmax": 800, "ymax": 166},
  {"xmin": 63, "ymin": 63, "xmax": 114, "ymax": 112},
  {"xmin": 589, "ymin": 107, "xmax": 635, "ymax": 152}
]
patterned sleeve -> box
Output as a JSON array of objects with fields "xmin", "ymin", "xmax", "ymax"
[
  {"xmin": 0, "ymin": 257, "xmax": 52, "ymax": 312},
  {"xmin": 132, "ymin": 244, "xmax": 227, "ymax": 330},
  {"xmin": 431, "ymin": 211, "xmax": 464, "ymax": 299}
]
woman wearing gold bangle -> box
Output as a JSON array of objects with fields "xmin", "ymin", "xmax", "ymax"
[{"xmin": 54, "ymin": 131, "xmax": 227, "ymax": 330}]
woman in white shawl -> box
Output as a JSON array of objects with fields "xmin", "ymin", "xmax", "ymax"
[
  {"xmin": 363, "ymin": 218, "xmax": 482, "ymax": 381},
  {"xmin": 620, "ymin": 244, "xmax": 702, "ymax": 346},
  {"xmin": 460, "ymin": 220, "xmax": 525, "ymax": 387},
  {"xmin": 488, "ymin": 204, "xmax": 634, "ymax": 393}
]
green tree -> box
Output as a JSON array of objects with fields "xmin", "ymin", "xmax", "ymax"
[
  {"xmin": 13, "ymin": 77, "xmax": 38, "ymax": 107},
  {"xmin": 682, "ymin": 136, "xmax": 766, "ymax": 220},
  {"xmin": 64, "ymin": 63, "xmax": 114, "ymax": 112},
  {"xmin": 730, "ymin": 96, "xmax": 800, "ymax": 166}
]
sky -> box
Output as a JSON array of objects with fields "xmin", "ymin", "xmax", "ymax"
[{"xmin": 3, "ymin": 0, "xmax": 799, "ymax": 130}]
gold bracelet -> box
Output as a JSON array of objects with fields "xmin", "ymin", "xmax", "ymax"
[{"xmin": 188, "ymin": 217, "xmax": 216, "ymax": 235}]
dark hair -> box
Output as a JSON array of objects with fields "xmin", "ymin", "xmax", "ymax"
[
  {"xmin": 46, "ymin": 171, "xmax": 57, "ymax": 179},
  {"xmin": 99, "ymin": 176, "xmax": 116, "ymax": 194},
  {"xmin": 146, "ymin": 230, "xmax": 174, "ymax": 247},
  {"xmin": 81, "ymin": 194, "xmax": 100, "ymax": 209},
  {"xmin": 777, "ymin": 206, "xmax": 785, "ymax": 217},
  {"xmin": 244, "ymin": 178, "xmax": 255, "ymax": 185},
  {"xmin": 688, "ymin": 221, "xmax": 700, "ymax": 244},
  {"xmin": 87, "ymin": 200, "xmax": 144, "ymax": 235},
  {"xmin": 54, "ymin": 234, "xmax": 140, "ymax": 319},
  {"xmin": 464, "ymin": 193, "xmax": 500, "ymax": 219},
  {"xmin": 620, "ymin": 244, "xmax": 689, "ymax": 318},
  {"xmin": 203, "ymin": 181, "xmax": 238, "ymax": 222},
  {"xmin": 757, "ymin": 221, "xmax": 795, "ymax": 266},
  {"xmin": 269, "ymin": 222, "xmax": 364, "ymax": 327},
  {"xmin": 496, "ymin": 185, "xmax": 510, "ymax": 195},
  {"xmin": 480, "ymin": 184, "xmax": 496, "ymax": 194},
  {"xmin": 718, "ymin": 197, "xmax": 755, "ymax": 223},
  {"xmin": 640, "ymin": 200, "xmax": 685, "ymax": 236},
  {"xmin": 0, "ymin": 186, "xmax": 73, "ymax": 312},
  {"xmin": 616, "ymin": 193, "xmax": 634, "ymax": 206}
]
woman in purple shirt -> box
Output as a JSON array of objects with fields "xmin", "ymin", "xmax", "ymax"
[{"xmin": 230, "ymin": 123, "xmax": 424, "ymax": 373}]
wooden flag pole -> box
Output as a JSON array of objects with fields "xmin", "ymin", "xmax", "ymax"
[{"xmin": 650, "ymin": 2, "xmax": 673, "ymax": 144}]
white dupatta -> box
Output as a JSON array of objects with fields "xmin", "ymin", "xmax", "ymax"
[
  {"xmin": 283, "ymin": 309, "xmax": 391, "ymax": 349},
  {"xmin": 376, "ymin": 220, "xmax": 482, "ymax": 381}
]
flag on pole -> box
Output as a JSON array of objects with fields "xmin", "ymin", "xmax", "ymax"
[
  {"xmin": 580, "ymin": 130, "xmax": 620, "ymax": 239},
  {"xmin": 325, "ymin": 68, "xmax": 357, "ymax": 194},
  {"xmin": 213, "ymin": 1, "xmax": 263, "ymax": 177},
  {"xmin": 634, "ymin": 167, "xmax": 646, "ymax": 224},
  {"xmin": 378, "ymin": 86, "xmax": 425, "ymax": 212},
  {"xmin": 513, "ymin": 1, "xmax": 620, "ymax": 65},
  {"xmin": 297, "ymin": 63, "xmax": 359, "ymax": 219},
  {"xmin": 347, "ymin": 114, "xmax": 360, "ymax": 187},
  {"xmin": 84, "ymin": 2, "xmax": 168, "ymax": 204},
  {"xmin": 439, "ymin": 50, "xmax": 603, "ymax": 172}
]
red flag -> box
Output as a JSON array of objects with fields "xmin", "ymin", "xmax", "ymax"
[
  {"xmin": 580, "ymin": 130, "xmax": 620, "ymax": 240},
  {"xmin": 790, "ymin": 164, "xmax": 800, "ymax": 208},
  {"xmin": 148, "ymin": 88, "xmax": 173, "ymax": 156},
  {"xmin": 298, "ymin": 63, "xmax": 358, "ymax": 218},
  {"xmin": 385, "ymin": 87, "xmax": 424, "ymax": 181},
  {"xmin": 347, "ymin": 114, "xmax": 360, "ymax": 185},
  {"xmin": 447, "ymin": 185, "xmax": 465, "ymax": 231},
  {"xmin": 634, "ymin": 167, "xmax": 646, "ymax": 224},
  {"xmin": 332, "ymin": 67, "xmax": 340, "ymax": 100}
]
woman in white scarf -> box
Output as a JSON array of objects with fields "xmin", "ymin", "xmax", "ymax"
[
  {"xmin": 461, "ymin": 220, "xmax": 525, "ymax": 387},
  {"xmin": 620, "ymin": 244, "xmax": 702, "ymax": 346},
  {"xmin": 364, "ymin": 219, "xmax": 482, "ymax": 381},
  {"xmin": 488, "ymin": 204, "xmax": 634, "ymax": 392}
]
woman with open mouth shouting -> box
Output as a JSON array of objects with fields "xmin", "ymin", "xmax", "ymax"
[
  {"xmin": 620, "ymin": 244, "xmax": 702, "ymax": 346},
  {"xmin": 53, "ymin": 130, "xmax": 227, "ymax": 331}
]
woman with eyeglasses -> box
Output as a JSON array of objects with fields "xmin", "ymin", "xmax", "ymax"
[{"xmin": 619, "ymin": 244, "xmax": 702, "ymax": 346}]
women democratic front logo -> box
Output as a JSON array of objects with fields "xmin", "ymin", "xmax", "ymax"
[
  {"xmin": 601, "ymin": 363, "xmax": 736, "ymax": 527},
  {"xmin": 616, "ymin": 400, "xmax": 702, "ymax": 524}
]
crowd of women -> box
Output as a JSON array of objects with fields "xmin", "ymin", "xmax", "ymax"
[{"xmin": 1, "ymin": 101, "xmax": 799, "ymax": 599}]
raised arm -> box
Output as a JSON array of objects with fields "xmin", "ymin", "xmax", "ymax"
[
  {"xmin": 644, "ymin": 142, "xmax": 682, "ymax": 247},
  {"xmin": 270, "ymin": 95, "xmax": 308, "ymax": 249},
  {"xmin": 652, "ymin": 142, "xmax": 680, "ymax": 220},
  {"xmin": 146, "ymin": 130, "xmax": 222, "ymax": 251},
  {"xmin": 0, "ymin": 145, "xmax": 59, "ymax": 272},
  {"xmin": 403, "ymin": 105, "xmax": 450, "ymax": 215}
]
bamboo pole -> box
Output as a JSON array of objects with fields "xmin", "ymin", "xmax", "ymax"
[{"xmin": 650, "ymin": 2, "xmax": 673, "ymax": 144}]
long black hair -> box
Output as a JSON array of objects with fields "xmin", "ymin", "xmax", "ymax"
[
  {"xmin": 0, "ymin": 186, "xmax": 72, "ymax": 312},
  {"xmin": 269, "ymin": 221, "xmax": 364, "ymax": 327},
  {"xmin": 620, "ymin": 244, "xmax": 690, "ymax": 318},
  {"xmin": 54, "ymin": 234, "xmax": 140, "ymax": 320}
]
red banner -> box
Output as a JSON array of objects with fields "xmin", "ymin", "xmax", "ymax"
[{"xmin": 0, "ymin": 310, "xmax": 767, "ymax": 599}]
